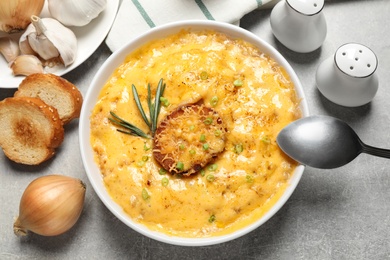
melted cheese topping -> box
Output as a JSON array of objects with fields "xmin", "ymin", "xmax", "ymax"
[
  {"xmin": 154, "ymin": 104, "xmax": 226, "ymax": 175},
  {"xmin": 90, "ymin": 30, "xmax": 301, "ymax": 238}
]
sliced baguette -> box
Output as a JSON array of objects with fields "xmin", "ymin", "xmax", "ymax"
[
  {"xmin": 0, "ymin": 97, "xmax": 64, "ymax": 165},
  {"xmin": 153, "ymin": 104, "xmax": 226, "ymax": 175},
  {"xmin": 15, "ymin": 73, "xmax": 83, "ymax": 124}
]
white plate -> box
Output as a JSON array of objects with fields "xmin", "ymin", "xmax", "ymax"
[{"xmin": 0, "ymin": 0, "xmax": 119, "ymax": 88}]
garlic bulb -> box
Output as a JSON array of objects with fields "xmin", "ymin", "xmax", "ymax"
[
  {"xmin": 48, "ymin": 0, "xmax": 107, "ymax": 27},
  {"xmin": 0, "ymin": 0, "xmax": 45, "ymax": 33},
  {"xmin": 14, "ymin": 175, "xmax": 86, "ymax": 237},
  {"xmin": 10, "ymin": 55, "xmax": 44, "ymax": 76},
  {"xmin": 0, "ymin": 37, "xmax": 20, "ymax": 63},
  {"xmin": 19, "ymin": 16, "xmax": 77, "ymax": 67}
]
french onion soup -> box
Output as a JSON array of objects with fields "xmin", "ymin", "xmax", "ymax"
[{"xmin": 90, "ymin": 30, "xmax": 301, "ymax": 237}]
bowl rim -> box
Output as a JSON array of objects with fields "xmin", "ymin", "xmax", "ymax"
[{"xmin": 79, "ymin": 19, "xmax": 309, "ymax": 247}]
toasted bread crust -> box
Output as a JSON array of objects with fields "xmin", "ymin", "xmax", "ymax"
[
  {"xmin": 153, "ymin": 104, "xmax": 226, "ymax": 175},
  {"xmin": 0, "ymin": 97, "xmax": 64, "ymax": 165},
  {"xmin": 15, "ymin": 73, "xmax": 83, "ymax": 124}
]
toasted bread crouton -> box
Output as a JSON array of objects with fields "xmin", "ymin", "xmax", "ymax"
[
  {"xmin": 15, "ymin": 73, "xmax": 83, "ymax": 124},
  {"xmin": 153, "ymin": 104, "xmax": 226, "ymax": 175},
  {"xmin": 0, "ymin": 97, "xmax": 64, "ymax": 165}
]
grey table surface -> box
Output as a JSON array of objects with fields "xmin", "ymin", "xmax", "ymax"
[{"xmin": 1, "ymin": 1, "xmax": 390, "ymax": 259}]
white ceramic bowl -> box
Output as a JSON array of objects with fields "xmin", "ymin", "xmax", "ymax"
[{"xmin": 79, "ymin": 20, "xmax": 309, "ymax": 246}]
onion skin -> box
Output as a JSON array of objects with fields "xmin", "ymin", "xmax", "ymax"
[
  {"xmin": 0, "ymin": 0, "xmax": 45, "ymax": 33},
  {"xmin": 13, "ymin": 175, "xmax": 86, "ymax": 237}
]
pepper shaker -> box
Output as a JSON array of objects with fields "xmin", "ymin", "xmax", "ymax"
[
  {"xmin": 316, "ymin": 43, "xmax": 379, "ymax": 107},
  {"xmin": 270, "ymin": 0, "xmax": 327, "ymax": 53}
]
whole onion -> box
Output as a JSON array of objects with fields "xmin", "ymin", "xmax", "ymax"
[
  {"xmin": 0, "ymin": 0, "xmax": 45, "ymax": 33},
  {"xmin": 13, "ymin": 175, "xmax": 86, "ymax": 236}
]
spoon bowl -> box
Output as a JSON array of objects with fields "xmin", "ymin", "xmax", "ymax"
[{"xmin": 277, "ymin": 115, "xmax": 390, "ymax": 169}]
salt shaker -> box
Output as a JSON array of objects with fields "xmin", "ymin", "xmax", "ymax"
[
  {"xmin": 270, "ymin": 0, "xmax": 327, "ymax": 53},
  {"xmin": 316, "ymin": 43, "xmax": 379, "ymax": 107}
]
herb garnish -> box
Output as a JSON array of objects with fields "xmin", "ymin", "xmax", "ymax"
[
  {"xmin": 108, "ymin": 111, "xmax": 150, "ymax": 138},
  {"xmin": 108, "ymin": 78, "xmax": 166, "ymax": 138}
]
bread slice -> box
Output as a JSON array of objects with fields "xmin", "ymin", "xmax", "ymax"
[
  {"xmin": 153, "ymin": 104, "xmax": 226, "ymax": 175},
  {"xmin": 0, "ymin": 97, "xmax": 64, "ymax": 165},
  {"xmin": 15, "ymin": 73, "xmax": 83, "ymax": 125}
]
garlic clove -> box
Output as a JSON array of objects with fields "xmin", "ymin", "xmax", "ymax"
[
  {"xmin": 10, "ymin": 55, "xmax": 44, "ymax": 76},
  {"xmin": 0, "ymin": 0, "xmax": 45, "ymax": 33},
  {"xmin": 0, "ymin": 37, "xmax": 20, "ymax": 63},
  {"xmin": 13, "ymin": 174, "xmax": 86, "ymax": 237},
  {"xmin": 48, "ymin": 0, "xmax": 107, "ymax": 27},
  {"xmin": 19, "ymin": 38, "xmax": 37, "ymax": 56},
  {"xmin": 19, "ymin": 16, "xmax": 77, "ymax": 67}
]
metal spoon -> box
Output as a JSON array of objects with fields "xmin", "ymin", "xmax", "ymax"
[{"xmin": 276, "ymin": 115, "xmax": 390, "ymax": 169}]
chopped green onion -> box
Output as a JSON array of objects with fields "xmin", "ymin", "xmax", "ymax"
[
  {"xmin": 246, "ymin": 174, "xmax": 254, "ymax": 183},
  {"xmin": 208, "ymin": 164, "xmax": 218, "ymax": 171},
  {"xmin": 214, "ymin": 130, "xmax": 222, "ymax": 137},
  {"xmin": 206, "ymin": 174, "xmax": 215, "ymax": 182},
  {"xmin": 179, "ymin": 144, "xmax": 185, "ymax": 150},
  {"xmin": 142, "ymin": 155, "xmax": 149, "ymax": 162},
  {"xmin": 200, "ymin": 71, "xmax": 208, "ymax": 80},
  {"xmin": 233, "ymin": 79, "xmax": 243, "ymax": 87},
  {"xmin": 159, "ymin": 168, "xmax": 167, "ymax": 175},
  {"xmin": 209, "ymin": 214, "xmax": 216, "ymax": 223},
  {"xmin": 210, "ymin": 96, "xmax": 219, "ymax": 106},
  {"xmin": 189, "ymin": 149, "xmax": 196, "ymax": 155},
  {"xmin": 144, "ymin": 143, "xmax": 151, "ymax": 151},
  {"xmin": 203, "ymin": 143, "xmax": 209, "ymax": 150},
  {"xmin": 262, "ymin": 136, "xmax": 271, "ymax": 144},
  {"xmin": 200, "ymin": 169, "xmax": 206, "ymax": 176},
  {"xmin": 189, "ymin": 125, "xmax": 195, "ymax": 131},
  {"xmin": 161, "ymin": 177, "xmax": 169, "ymax": 187},
  {"xmin": 136, "ymin": 161, "xmax": 145, "ymax": 167},
  {"xmin": 176, "ymin": 161, "xmax": 184, "ymax": 171},
  {"xmin": 200, "ymin": 134, "xmax": 206, "ymax": 142},
  {"xmin": 142, "ymin": 188, "xmax": 150, "ymax": 200},
  {"xmin": 160, "ymin": 97, "xmax": 170, "ymax": 107},
  {"xmin": 204, "ymin": 117, "xmax": 213, "ymax": 125},
  {"xmin": 234, "ymin": 143, "xmax": 244, "ymax": 154}
]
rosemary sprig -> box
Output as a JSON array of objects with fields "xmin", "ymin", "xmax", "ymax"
[
  {"xmin": 132, "ymin": 84, "xmax": 151, "ymax": 129},
  {"xmin": 147, "ymin": 83, "xmax": 153, "ymax": 122},
  {"xmin": 152, "ymin": 79, "xmax": 166, "ymax": 135},
  {"xmin": 108, "ymin": 111, "xmax": 150, "ymax": 139},
  {"xmin": 132, "ymin": 78, "xmax": 166, "ymax": 136},
  {"xmin": 108, "ymin": 78, "xmax": 166, "ymax": 138}
]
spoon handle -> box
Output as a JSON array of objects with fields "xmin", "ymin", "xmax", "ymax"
[{"xmin": 361, "ymin": 143, "xmax": 390, "ymax": 159}]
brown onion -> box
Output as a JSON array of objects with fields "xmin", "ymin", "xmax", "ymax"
[
  {"xmin": 13, "ymin": 174, "xmax": 86, "ymax": 236},
  {"xmin": 0, "ymin": 0, "xmax": 45, "ymax": 33}
]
